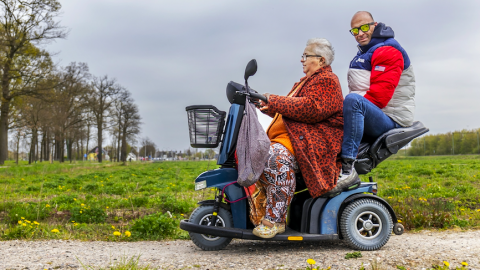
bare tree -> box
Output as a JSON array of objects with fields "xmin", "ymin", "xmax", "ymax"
[
  {"xmin": 21, "ymin": 96, "xmax": 45, "ymax": 164},
  {"xmin": 118, "ymin": 94, "xmax": 141, "ymax": 163},
  {"xmin": 109, "ymin": 89, "xmax": 142, "ymax": 163},
  {"xmin": 0, "ymin": 0, "xmax": 67, "ymax": 164},
  {"xmin": 87, "ymin": 76, "xmax": 120, "ymax": 162},
  {"xmin": 49, "ymin": 62, "xmax": 90, "ymax": 162}
]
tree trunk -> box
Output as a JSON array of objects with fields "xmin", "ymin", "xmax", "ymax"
[
  {"xmin": 60, "ymin": 137, "xmax": 65, "ymax": 163},
  {"xmin": 80, "ymin": 135, "xmax": 84, "ymax": 161},
  {"xmin": 40, "ymin": 132, "xmax": 44, "ymax": 162},
  {"xmin": 0, "ymin": 99, "xmax": 10, "ymax": 165},
  {"xmin": 44, "ymin": 130, "xmax": 50, "ymax": 161},
  {"xmin": 121, "ymin": 127, "xmax": 127, "ymax": 164},
  {"xmin": 97, "ymin": 120, "xmax": 103, "ymax": 163},
  {"xmin": 86, "ymin": 124, "xmax": 90, "ymax": 156},
  {"xmin": 117, "ymin": 131, "xmax": 121, "ymax": 162},
  {"xmin": 29, "ymin": 129, "xmax": 38, "ymax": 164},
  {"xmin": 0, "ymin": 57, "xmax": 12, "ymax": 165},
  {"xmin": 54, "ymin": 135, "xmax": 58, "ymax": 161},
  {"xmin": 76, "ymin": 139, "xmax": 80, "ymax": 162},
  {"xmin": 15, "ymin": 132, "xmax": 20, "ymax": 164},
  {"xmin": 36, "ymin": 134, "xmax": 39, "ymax": 162},
  {"xmin": 67, "ymin": 138, "xmax": 72, "ymax": 163},
  {"xmin": 55, "ymin": 133, "xmax": 65, "ymax": 163}
]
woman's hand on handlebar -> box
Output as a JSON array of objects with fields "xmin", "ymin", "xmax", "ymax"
[{"xmin": 259, "ymin": 93, "xmax": 271, "ymax": 114}]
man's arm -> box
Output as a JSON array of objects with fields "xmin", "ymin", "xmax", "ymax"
[{"xmin": 364, "ymin": 46, "xmax": 404, "ymax": 108}]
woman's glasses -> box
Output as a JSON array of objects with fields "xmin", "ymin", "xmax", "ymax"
[
  {"xmin": 301, "ymin": 54, "xmax": 322, "ymax": 61},
  {"xmin": 349, "ymin": 22, "xmax": 375, "ymax": 36}
]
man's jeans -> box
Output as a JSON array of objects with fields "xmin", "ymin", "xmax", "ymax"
[{"xmin": 341, "ymin": 93, "xmax": 401, "ymax": 160}]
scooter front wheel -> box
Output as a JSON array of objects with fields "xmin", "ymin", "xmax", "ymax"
[
  {"xmin": 188, "ymin": 205, "xmax": 233, "ymax": 251},
  {"xmin": 340, "ymin": 198, "xmax": 393, "ymax": 251}
]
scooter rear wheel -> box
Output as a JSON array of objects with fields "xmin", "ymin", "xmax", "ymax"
[
  {"xmin": 340, "ymin": 198, "xmax": 393, "ymax": 251},
  {"xmin": 188, "ymin": 205, "xmax": 233, "ymax": 251}
]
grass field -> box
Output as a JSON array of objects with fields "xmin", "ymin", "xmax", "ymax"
[
  {"xmin": 0, "ymin": 155, "xmax": 479, "ymax": 241},
  {"xmin": 370, "ymin": 155, "xmax": 480, "ymax": 230},
  {"xmin": 0, "ymin": 160, "xmax": 218, "ymax": 241}
]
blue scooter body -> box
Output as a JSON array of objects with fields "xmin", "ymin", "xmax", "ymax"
[
  {"xmin": 187, "ymin": 80, "xmax": 388, "ymax": 236},
  {"xmin": 193, "ymin": 168, "xmax": 379, "ymax": 234}
]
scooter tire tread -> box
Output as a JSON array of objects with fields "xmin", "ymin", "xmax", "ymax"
[
  {"xmin": 188, "ymin": 205, "xmax": 233, "ymax": 251},
  {"xmin": 340, "ymin": 198, "xmax": 393, "ymax": 251}
]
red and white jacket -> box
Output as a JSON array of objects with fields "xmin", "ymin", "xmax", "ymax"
[{"xmin": 347, "ymin": 23, "xmax": 415, "ymax": 127}]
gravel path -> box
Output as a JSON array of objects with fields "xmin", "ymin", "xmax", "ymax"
[{"xmin": 1, "ymin": 230, "xmax": 479, "ymax": 270}]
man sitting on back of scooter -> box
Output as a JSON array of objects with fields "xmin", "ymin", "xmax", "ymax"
[
  {"xmin": 250, "ymin": 38, "xmax": 344, "ymax": 238},
  {"xmin": 338, "ymin": 11, "xmax": 416, "ymax": 183}
]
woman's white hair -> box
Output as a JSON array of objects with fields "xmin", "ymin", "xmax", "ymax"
[{"xmin": 306, "ymin": 38, "xmax": 335, "ymax": 66}]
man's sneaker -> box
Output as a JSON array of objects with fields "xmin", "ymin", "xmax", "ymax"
[{"xmin": 328, "ymin": 160, "xmax": 360, "ymax": 194}]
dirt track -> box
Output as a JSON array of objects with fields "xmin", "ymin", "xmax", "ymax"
[{"xmin": 1, "ymin": 230, "xmax": 479, "ymax": 270}]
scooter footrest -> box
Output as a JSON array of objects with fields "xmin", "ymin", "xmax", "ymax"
[{"xmin": 180, "ymin": 220, "xmax": 338, "ymax": 241}]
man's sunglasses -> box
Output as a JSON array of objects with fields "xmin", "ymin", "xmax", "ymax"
[{"xmin": 349, "ymin": 22, "xmax": 375, "ymax": 36}]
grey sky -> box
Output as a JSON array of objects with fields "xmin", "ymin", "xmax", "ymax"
[{"xmin": 49, "ymin": 0, "xmax": 480, "ymax": 151}]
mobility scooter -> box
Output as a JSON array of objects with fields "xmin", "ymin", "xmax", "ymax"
[{"xmin": 180, "ymin": 60, "xmax": 428, "ymax": 251}]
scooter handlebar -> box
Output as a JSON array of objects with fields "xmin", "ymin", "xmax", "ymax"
[{"xmin": 249, "ymin": 92, "xmax": 268, "ymax": 103}]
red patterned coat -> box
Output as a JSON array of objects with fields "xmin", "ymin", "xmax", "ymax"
[{"xmin": 267, "ymin": 66, "xmax": 344, "ymax": 198}]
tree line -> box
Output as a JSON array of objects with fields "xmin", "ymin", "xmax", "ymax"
[
  {"xmin": 408, "ymin": 129, "xmax": 480, "ymax": 156},
  {"xmin": 0, "ymin": 0, "xmax": 142, "ymax": 164}
]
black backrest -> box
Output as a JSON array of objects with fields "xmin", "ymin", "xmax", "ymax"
[{"xmin": 355, "ymin": 121, "xmax": 429, "ymax": 174}]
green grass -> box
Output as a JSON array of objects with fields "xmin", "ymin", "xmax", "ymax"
[
  {"xmin": 0, "ymin": 155, "xmax": 479, "ymax": 241},
  {"xmin": 0, "ymin": 160, "xmax": 218, "ymax": 241},
  {"xmin": 78, "ymin": 255, "xmax": 155, "ymax": 270},
  {"xmin": 366, "ymin": 155, "xmax": 480, "ymax": 229}
]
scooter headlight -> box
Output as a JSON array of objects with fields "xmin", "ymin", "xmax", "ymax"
[{"xmin": 195, "ymin": 180, "xmax": 207, "ymax": 191}]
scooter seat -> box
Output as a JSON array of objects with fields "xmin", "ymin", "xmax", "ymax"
[
  {"xmin": 355, "ymin": 121, "xmax": 429, "ymax": 174},
  {"xmin": 370, "ymin": 121, "xmax": 428, "ymax": 157}
]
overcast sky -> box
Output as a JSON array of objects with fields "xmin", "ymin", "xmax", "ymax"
[{"xmin": 48, "ymin": 0, "xmax": 480, "ymax": 151}]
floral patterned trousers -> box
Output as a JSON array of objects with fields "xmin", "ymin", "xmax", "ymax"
[{"xmin": 248, "ymin": 143, "xmax": 298, "ymax": 225}]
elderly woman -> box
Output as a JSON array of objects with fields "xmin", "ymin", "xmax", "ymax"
[{"xmin": 249, "ymin": 38, "xmax": 345, "ymax": 238}]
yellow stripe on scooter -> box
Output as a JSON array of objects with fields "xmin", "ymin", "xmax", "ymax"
[
  {"xmin": 288, "ymin": 236, "xmax": 303, "ymax": 241},
  {"xmin": 212, "ymin": 212, "xmax": 217, "ymax": 216}
]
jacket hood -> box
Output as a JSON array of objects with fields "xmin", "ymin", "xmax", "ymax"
[
  {"xmin": 372, "ymin": 22, "xmax": 394, "ymax": 39},
  {"xmin": 358, "ymin": 22, "xmax": 395, "ymax": 53}
]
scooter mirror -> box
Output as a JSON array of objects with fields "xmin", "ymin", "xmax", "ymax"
[{"xmin": 244, "ymin": 59, "xmax": 257, "ymax": 81}]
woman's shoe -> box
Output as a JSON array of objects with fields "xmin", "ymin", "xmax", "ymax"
[{"xmin": 252, "ymin": 222, "xmax": 285, "ymax": 239}]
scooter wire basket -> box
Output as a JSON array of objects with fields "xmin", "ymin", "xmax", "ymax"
[{"xmin": 186, "ymin": 105, "xmax": 226, "ymax": 148}]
